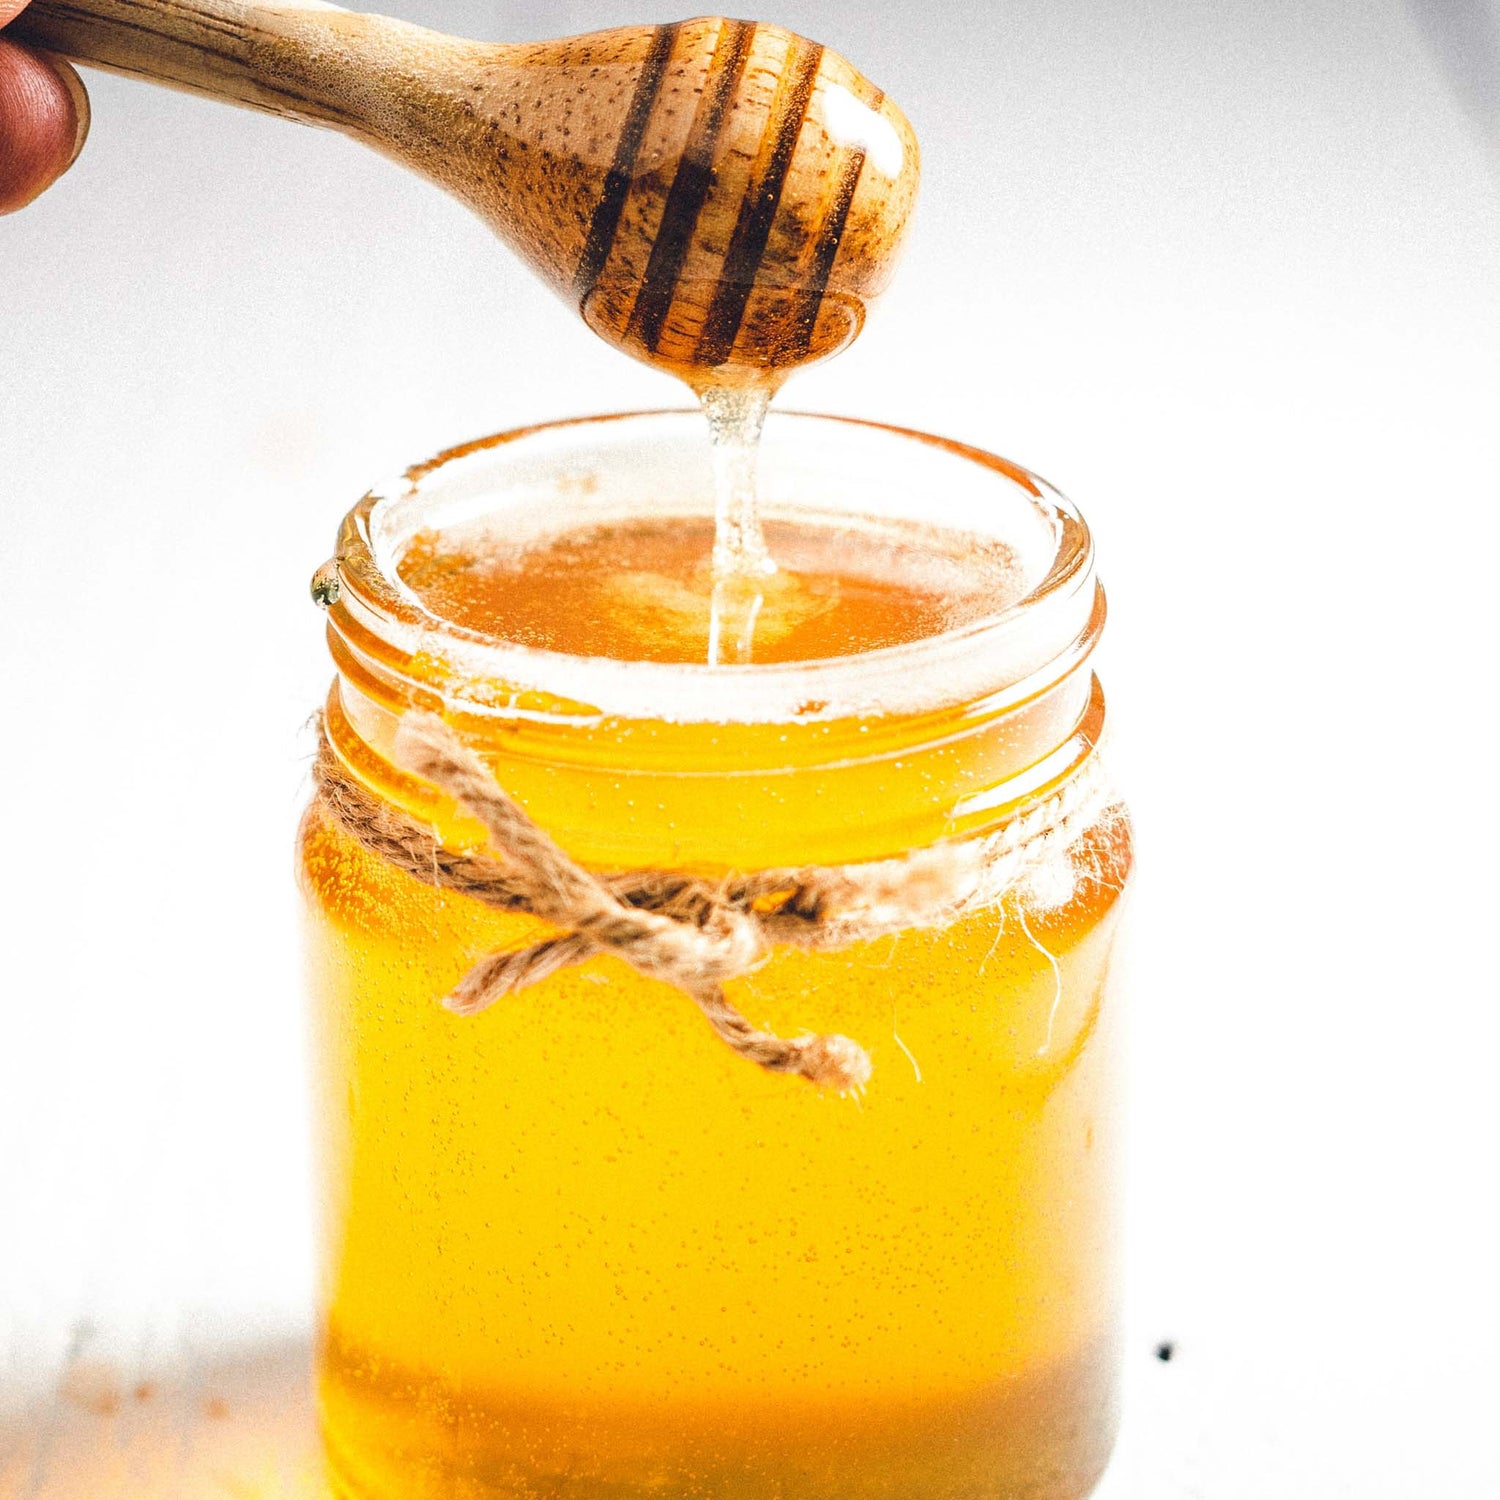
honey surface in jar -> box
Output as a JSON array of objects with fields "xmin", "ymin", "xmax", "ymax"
[
  {"xmin": 396, "ymin": 510, "xmax": 1026, "ymax": 666},
  {"xmin": 301, "ymin": 506, "xmax": 1129, "ymax": 1500}
]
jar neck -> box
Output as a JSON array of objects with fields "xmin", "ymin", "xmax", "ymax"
[
  {"xmin": 316, "ymin": 412, "xmax": 1109, "ymax": 870},
  {"xmin": 321, "ymin": 632, "xmax": 1107, "ymax": 874}
]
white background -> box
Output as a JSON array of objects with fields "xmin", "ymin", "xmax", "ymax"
[{"xmin": 3, "ymin": 0, "xmax": 1499, "ymax": 1494}]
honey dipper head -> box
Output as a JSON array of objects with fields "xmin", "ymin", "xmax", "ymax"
[{"xmin": 438, "ymin": 17, "xmax": 920, "ymax": 385}]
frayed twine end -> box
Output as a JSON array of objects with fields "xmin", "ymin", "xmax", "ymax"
[{"xmin": 797, "ymin": 1033, "xmax": 874, "ymax": 1094}]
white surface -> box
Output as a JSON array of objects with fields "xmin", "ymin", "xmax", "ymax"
[{"xmin": 3, "ymin": 0, "xmax": 1499, "ymax": 1493}]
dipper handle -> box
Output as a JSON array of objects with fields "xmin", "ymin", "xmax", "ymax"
[{"xmin": 9, "ymin": 0, "xmax": 423, "ymax": 125}]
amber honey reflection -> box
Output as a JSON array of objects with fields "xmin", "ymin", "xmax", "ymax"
[{"xmin": 1, "ymin": 1340, "xmax": 325, "ymax": 1499}]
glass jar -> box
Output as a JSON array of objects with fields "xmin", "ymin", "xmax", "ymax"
[{"xmin": 298, "ymin": 411, "xmax": 1132, "ymax": 1500}]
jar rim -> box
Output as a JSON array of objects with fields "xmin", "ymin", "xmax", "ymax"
[{"xmin": 323, "ymin": 409, "xmax": 1100, "ymax": 728}]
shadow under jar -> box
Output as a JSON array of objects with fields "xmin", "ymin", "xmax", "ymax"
[{"xmin": 297, "ymin": 411, "xmax": 1133, "ymax": 1500}]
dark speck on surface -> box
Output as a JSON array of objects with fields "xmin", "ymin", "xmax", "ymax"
[{"xmin": 1155, "ymin": 1340, "xmax": 1175, "ymax": 1362}]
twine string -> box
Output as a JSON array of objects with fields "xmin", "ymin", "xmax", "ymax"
[{"xmin": 311, "ymin": 712, "xmax": 1117, "ymax": 1093}]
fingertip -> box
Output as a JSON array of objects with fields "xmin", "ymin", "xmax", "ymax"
[
  {"xmin": 47, "ymin": 52, "xmax": 91, "ymax": 167},
  {"xmin": 0, "ymin": 36, "xmax": 90, "ymax": 213}
]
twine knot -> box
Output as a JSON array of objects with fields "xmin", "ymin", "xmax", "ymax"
[{"xmin": 390, "ymin": 712, "xmax": 859, "ymax": 1089}]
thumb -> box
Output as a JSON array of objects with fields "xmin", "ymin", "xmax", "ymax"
[{"xmin": 0, "ymin": 36, "xmax": 89, "ymax": 213}]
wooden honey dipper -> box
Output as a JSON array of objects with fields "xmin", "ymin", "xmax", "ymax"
[{"xmin": 13, "ymin": 2, "xmax": 920, "ymax": 382}]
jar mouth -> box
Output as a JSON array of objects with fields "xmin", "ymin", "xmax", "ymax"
[{"xmin": 324, "ymin": 410, "xmax": 1099, "ymax": 727}]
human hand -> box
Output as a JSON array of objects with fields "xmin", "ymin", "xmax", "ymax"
[{"xmin": 1, "ymin": 0, "xmax": 88, "ymax": 212}]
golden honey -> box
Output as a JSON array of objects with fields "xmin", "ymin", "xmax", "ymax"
[{"xmin": 299, "ymin": 412, "xmax": 1131, "ymax": 1499}]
